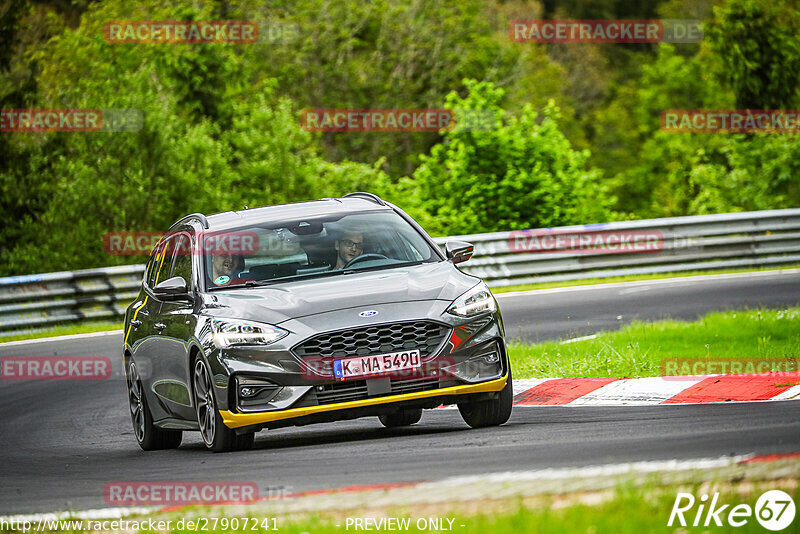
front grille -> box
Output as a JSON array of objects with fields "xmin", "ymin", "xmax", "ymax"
[
  {"xmin": 314, "ymin": 381, "xmax": 369, "ymax": 404},
  {"xmin": 314, "ymin": 376, "xmax": 440, "ymax": 405},
  {"xmin": 390, "ymin": 377, "xmax": 439, "ymax": 395},
  {"xmin": 293, "ymin": 321, "xmax": 449, "ymax": 359}
]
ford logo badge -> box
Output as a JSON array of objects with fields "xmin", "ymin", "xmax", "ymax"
[{"xmin": 358, "ymin": 310, "xmax": 379, "ymax": 317}]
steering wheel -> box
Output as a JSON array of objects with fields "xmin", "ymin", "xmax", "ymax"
[{"xmin": 343, "ymin": 253, "xmax": 388, "ymax": 269}]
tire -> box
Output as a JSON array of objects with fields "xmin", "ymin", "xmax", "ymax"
[
  {"xmin": 193, "ymin": 358, "xmax": 254, "ymax": 452},
  {"xmin": 379, "ymin": 408, "xmax": 423, "ymax": 428},
  {"xmin": 127, "ymin": 360, "xmax": 182, "ymax": 450},
  {"xmin": 458, "ymin": 371, "xmax": 513, "ymax": 429}
]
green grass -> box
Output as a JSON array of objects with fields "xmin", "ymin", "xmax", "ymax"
[
  {"xmin": 491, "ymin": 264, "xmax": 800, "ymax": 293},
  {"xmin": 509, "ymin": 307, "xmax": 800, "ymax": 378},
  {"xmin": 261, "ymin": 485, "xmax": 795, "ymax": 534},
  {"xmin": 19, "ymin": 481, "xmax": 796, "ymax": 534},
  {"xmin": 0, "ymin": 320, "xmax": 122, "ymax": 343},
  {"xmin": 211, "ymin": 487, "xmax": 795, "ymax": 534}
]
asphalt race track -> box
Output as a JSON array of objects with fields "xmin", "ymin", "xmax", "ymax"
[{"xmin": 1, "ymin": 271, "xmax": 799, "ymax": 514}]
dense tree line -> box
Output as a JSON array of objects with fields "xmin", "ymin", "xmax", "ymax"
[{"xmin": 1, "ymin": 0, "xmax": 798, "ymax": 274}]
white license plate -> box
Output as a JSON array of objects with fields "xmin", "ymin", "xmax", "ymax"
[{"xmin": 333, "ymin": 349, "xmax": 421, "ymax": 379}]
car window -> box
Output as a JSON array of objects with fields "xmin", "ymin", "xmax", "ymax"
[
  {"xmin": 148, "ymin": 238, "xmax": 173, "ymax": 288},
  {"xmin": 203, "ymin": 210, "xmax": 439, "ymax": 289},
  {"xmin": 169, "ymin": 233, "xmax": 193, "ymax": 285},
  {"xmin": 145, "ymin": 240, "xmax": 166, "ymax": 288}
]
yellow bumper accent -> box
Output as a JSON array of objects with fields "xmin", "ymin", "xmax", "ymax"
[{"xmin": 219, "ymin": 374, "xmax": 508, "ymax": 429}]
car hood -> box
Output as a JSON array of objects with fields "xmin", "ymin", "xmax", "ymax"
[{"xmin": 200, "ymin": 261, "xmax": 480, "ymax": 324}]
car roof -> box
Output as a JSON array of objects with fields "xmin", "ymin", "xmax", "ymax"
[{"xmin": 199, "ymin": 197, "xmax": 393, "ymax": 231}]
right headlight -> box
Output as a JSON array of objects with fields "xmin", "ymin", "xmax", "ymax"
[
  {"xmin": 446, "ymin": 282, "xmax": 497, "ymax": 317},
  {"xmin": 211, "ymin": 318, "xmax": 289, "ymax": 348}
]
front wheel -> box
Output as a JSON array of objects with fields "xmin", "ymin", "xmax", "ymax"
[
  {"xmin": 458, "ymin": 371, "xmax": 513, "ymax": 428},
  {"xmin": 193, "ymin": 358, "xmax": 254, "ymax": 452},
  {"xmin": 127, "ymin": 360, "xmax": 182, "ymax": 450},
  {"xmin": 379, "ymin": 408, "xmax": 423, "ymax": 428}
]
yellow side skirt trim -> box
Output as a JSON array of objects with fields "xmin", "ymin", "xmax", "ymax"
[{"xmin": 220, "ymin": 374, "xmax": 508, "ymax": 429}]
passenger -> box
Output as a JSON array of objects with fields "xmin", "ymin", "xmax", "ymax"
[{"xmin": 334, "ymin": 230, "xmax": 364, "ymax": 269}]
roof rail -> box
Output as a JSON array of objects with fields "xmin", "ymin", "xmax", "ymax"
[
  {"xmin": 343, "ymin": 192, "xmax": 387, "ymax": 206},
  {"xmin": 169, "ymin": 212, "xmax": 209, "ymax": 230}
]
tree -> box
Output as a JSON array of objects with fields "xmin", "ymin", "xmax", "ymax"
[
  {"xmin": 707, "ymin": 0, "xmax": 800, "ymax": 109},
  {"xmin": 391, "ymin": 80, "xmax": 612, "ymax": 236},
  {"xmin": 0, "ymin": 0, "xmax": 388, "ymax": 274}
]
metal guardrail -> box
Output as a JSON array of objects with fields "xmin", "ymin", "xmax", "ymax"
[
  {"xmin": 0, "ymin": 265, "xmax": 144, "ymax": 333},
  {"xmin": 1, "ymin": 209, "xmax": 799, "ymax": 334},
  {"xmin": 437, "ymin": 208, "xmax": 800, "ymax": 287}
]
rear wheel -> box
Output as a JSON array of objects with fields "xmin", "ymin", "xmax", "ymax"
[
  {"xmin": 127, "ymin": 360, "xmax": 182, "ymax": 450},
  {"xmin": 193, "ymin": 358, "xmax": 254, "ymax": 452},
  {"xmin": 458, "ymin": 371, "xmax": 513, "ymax": 428},
  {"xmin": 379, "ymin": 408, "xmax": 423, "ymax": 428}
]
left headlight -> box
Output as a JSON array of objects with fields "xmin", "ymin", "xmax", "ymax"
[
  {"xmin": 446, "ymin": 282, "xmax": 497, "ymax": 317},
  {"xmin": 211, "ymin": 318, "xmax": 289, "ymax": 348}
]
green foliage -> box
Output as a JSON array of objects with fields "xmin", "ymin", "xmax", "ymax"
[
  {"xmin": 390, "ymin": 80, "xmax": 612, "ymax": 236},
  {"xmin": 0, "ymin": 0, "xmax": 388, "ymax": 274},
  {"xmin": 591, "ymin": 43, "xmax": 733, "ymax": 214},
  {"xmin": 626, "ymin": 131, "xmax": 800, "ymax": 216},
  {"xmin": 2, "ymin": 0, "xmax": 800, "ymax": 275},
  {"xmin": 707, "ymin": 0, "xmax": 800, "ymax": 109},
  {"xmin": 596, "ymin": 1, "xmax": 800, "ymax": 219},
  {"xmin": 239, "ymin": 0, "xmax": 570, "ymax": 178}
]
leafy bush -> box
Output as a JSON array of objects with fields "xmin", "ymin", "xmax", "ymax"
[{"xmin": 392, "ymin": 80, "xmax": 612, "ymax": 236}]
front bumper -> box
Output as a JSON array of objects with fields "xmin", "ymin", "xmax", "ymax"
[
  {"xmin": 220, "ymin": 372, "xmax": 509, "ymax": 429},
  {"xmin": 202, "ymin": 299, "xmax": 508, "ymax": 430}
]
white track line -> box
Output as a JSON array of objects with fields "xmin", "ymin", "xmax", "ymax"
[
  {"xmin": 495, "ymin": 268, "xmax": 800, "ymax": 298},
  {"xmin": 414, "ymin": 455, "xmax": 752, "ymax": 487},
  {"xmin": 0, "ymin": 506, "xmax": 156, "ymax": 523},
  {"xmin": 567, "ymin": 376, "xmax": 705, "ymax": 406},
  {"xmin": 512, "ymin": 378, "xmax": 553, "ymax": 396},
  {"xmin": 0, "ymin": 330, "xmax": 123, "ymax": 348},
  {"xmin": 560, "ymin": 334, "xmax": 598, "ymax": 344},
  {"xmin": 773, "ymin": 384, "xmax": 800, "ymax": 401}
]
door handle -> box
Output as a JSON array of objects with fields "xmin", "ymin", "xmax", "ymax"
[
  {"xmin": 130, "ymin": 319, "xmax": 142, "ymax": 329},
  {"xmin": 154, "ymin": 322, "xmax": 167, "ymax": 333}
]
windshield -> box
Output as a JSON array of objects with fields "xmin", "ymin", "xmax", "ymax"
[{"xmin": 202, "ymin": 210, "xmax": 440, "ymax": 289}]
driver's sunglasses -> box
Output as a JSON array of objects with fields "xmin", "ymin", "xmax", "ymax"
[{"xmin": 340, "ymin": 239, "xmax": 363, "ymax": 250}]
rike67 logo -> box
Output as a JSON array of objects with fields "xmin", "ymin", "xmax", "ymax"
[{"xmin": 669, "ymin": 490, "xmax": 796, "ymax": 531}]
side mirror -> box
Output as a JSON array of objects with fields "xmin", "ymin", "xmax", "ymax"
[
  {"xmin": 153, "ymin": 276, "xmax": 192, "ymax": 301},
  {"xmin": 445, "ymin": 241, "xmax": 474, "ymax": 265}
]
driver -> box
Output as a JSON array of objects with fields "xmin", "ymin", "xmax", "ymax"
[
  {"xmin": 210, "ymin": 253, "xmax": 250, "ymax": 285},
  {"xmin": 334, "ymin": 230, "xmax": 364, "ymax": 269}
]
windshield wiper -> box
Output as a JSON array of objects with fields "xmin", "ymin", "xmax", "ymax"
[
  {"xmin": 207, "ymin": 270, "xmax": 345, "ymax": 290},
  {"xmin": 340, "ymin": 260, "xmax": 425, "ymax": 275}
]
